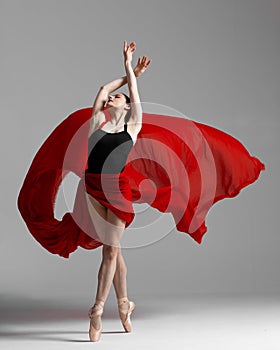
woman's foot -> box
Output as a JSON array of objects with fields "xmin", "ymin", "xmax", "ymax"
[
  {"xmin": 117, "ymin": 297, "xmax": 136, "ymax": 332},
  {"xmin": 88, "ymin": 300, "xmax": 104, "ymax": 342}
]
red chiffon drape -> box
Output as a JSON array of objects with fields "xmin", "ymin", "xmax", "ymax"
[{"xmin": 17, "ymin": 107, "xmax": 265, "ymax": 258}]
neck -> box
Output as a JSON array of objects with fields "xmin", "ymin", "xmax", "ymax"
[{"xmin": 107, "ymin": 108, "xmax": 126, "ymax": 126}]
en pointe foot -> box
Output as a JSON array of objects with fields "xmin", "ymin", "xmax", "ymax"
[
  {"xmin": 117, "ymin": 297, "xmax": 136, "ymax": 333},
  {"xmin": 88, "ymin": 302, "xmax": 104, "ymax": 342}
]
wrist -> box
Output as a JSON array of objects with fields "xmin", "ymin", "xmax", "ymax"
[
  {"xmin": 124, "ymin": 60, "xmax": 132, "ymax": 67},
  {"xmin": 133, "ymin": 69, "xmax": 140, "ymax": 78}
]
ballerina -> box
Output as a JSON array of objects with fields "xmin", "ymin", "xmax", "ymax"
[
  {"xmin": 17, "ymin": 40, "xmax": 265, "ymax": 343},
  {"xmin": 85, "ymin": 40, "xmax": 151, "ymax": 341}
]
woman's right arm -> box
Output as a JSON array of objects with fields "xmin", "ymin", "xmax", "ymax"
[
  {"xmin": 92, "ymin": 58, "xmax": 151, "ymax": 117},
  {"xmin": 90, "ymin": 41, "xmax": 151, "ymax": 132},
  {"xmin": 91, "ymin": 72, "xmax": 135, "ymax": 131},
  {"xmin": 90, "ymin": 76, "xmax": 129, "ymax": 134},
  {"xmin": 123, "ymin": 41, "xmax": 142, "ymax": 132}
]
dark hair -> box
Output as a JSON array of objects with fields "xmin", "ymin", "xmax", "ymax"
[{"xmin": 120, "ymin": 92, "xmax": 132, "ymax": 123}]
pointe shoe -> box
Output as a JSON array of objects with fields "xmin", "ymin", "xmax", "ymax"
[
  {"xmin": 88, "ymin": 302, "xmax": 104, "ymax": 342},
  {"xmin": 117, "ymin": 297, "xmax": 136, "ymax": 333}
]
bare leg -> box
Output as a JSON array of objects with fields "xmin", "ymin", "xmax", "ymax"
[
  {"xmin": 113, "ymin": 249, "xmax": 136, "ymax": 332},
  {"xmin": 95, "ymin": 244, "xmax": 120, "ymax": 303},
  {"xmin": 88, "ymin": 244, "xmax": 119, "ymax": 331},
  {"xmin": 86, "ymin": 193, "xmax": 126, "ymax": 303},
  {"xmin": 86, "ymin": 196, "xmax": 126, "ymax": 332},
  {"xmin": 113, "ymin": 249, "xmax": 128, "ymax": 299}
]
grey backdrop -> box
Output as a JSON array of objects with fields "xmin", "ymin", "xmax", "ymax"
[{"xmin": 1, "ymin": 0, "xmax": 279, "ymax": 304}]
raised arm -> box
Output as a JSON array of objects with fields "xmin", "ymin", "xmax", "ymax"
[
  {"xmin": 92, "ymin": 77, "xmax": 127, "ymax": 114},
  {"xmin": 123, "ymin": 41, "xmax": 143, "ymax": 130},
  {"xmin": 90, "ymin": 42, "xmax": 151, "ymax": 133},
  {"xmin": 90, "ymin": 74, "xmax": 131, "ymax": 134}
]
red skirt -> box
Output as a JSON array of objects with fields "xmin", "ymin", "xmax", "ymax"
[{"xmin": 83, "ymin": 169, "xmax": 135, "ymax": 228}]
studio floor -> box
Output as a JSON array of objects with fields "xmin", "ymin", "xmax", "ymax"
[{"xmin": 0, "ymin": 293, "xmax": 279, "ymax": 350}]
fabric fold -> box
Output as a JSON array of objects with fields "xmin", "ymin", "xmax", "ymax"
[{"xmin": 17, "ymin": 107, "xmax": 265, "ymax": 258}]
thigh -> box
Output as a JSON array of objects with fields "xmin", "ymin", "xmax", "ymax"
[
  {"xmin": 85, "ymin": 192, "xmax": 125, "ymax": 247},
  {"xmin": 86, "ymin": 192, "xmax": 107, "ymax": 217},
  {"xmin": 106, "ymin": 208, "xmax": 126, "ymax": 228},
  {"xmin": 104, "ymin": 209, "xmax": 126, "ymax": 247},
  {"xmin": 85, "ymin": 192, "xmax": 108, "ymax": 242}
]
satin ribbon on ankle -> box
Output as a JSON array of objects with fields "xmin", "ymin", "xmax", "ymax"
[
  {"xmin": 117, "ymin": 297, "xmax": 129, "ymax": 305},
  {"xmin": 95, "ymin": 299, "xmax": 105, "ymax": 307}
]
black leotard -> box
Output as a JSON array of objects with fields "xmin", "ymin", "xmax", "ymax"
[{"xmin": 86, "ymin": 123, "xmax": 134, "ymax": 174}]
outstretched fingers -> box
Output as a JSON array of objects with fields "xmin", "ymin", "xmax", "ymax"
[
  {"xmin": 145, "ymin": 58, "xmax": 152, "ymax": 67},
  {"xmin": 129, "ymin": 42, "xmax": 136, "ymax": 53},
  {"xmin": 129, "ymin": 41, "xmax": 136, "ymax": 48},
  {"xmin": 123, "ymin": 40, "xmax": 136, "ymax": 55},
  {"xmin": 139, "ymin": 55, "xmax": 152, "ymax": 68},
  {"xmin": 123, "ymin": 40, "xmax": 127, "ymax": 51}
]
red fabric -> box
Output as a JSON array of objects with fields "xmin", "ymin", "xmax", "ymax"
[
  {"xmin": 84, "ymin": 170, "xmax": 135, "ymax": 228},
  {"xmin": 17, "ymin": 107, "xmax": 265, "ymax": 258}
]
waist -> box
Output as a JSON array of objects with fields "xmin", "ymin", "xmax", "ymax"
[
  {"xmin": 83, "ymin": 168, "xmax": 130, "ymax": 192},
  {"xmin": 84, "ymin": 168, "xmax": 126, "ymax": 176}
]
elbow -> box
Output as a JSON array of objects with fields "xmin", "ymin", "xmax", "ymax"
[{"xmin": 100, "ymin": 85, "xmax": 109, "ymax": 91}]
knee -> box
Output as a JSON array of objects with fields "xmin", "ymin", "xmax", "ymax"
[{"xmin": 102, "ymin": 245, "xmax": 120, "ymax": 261}]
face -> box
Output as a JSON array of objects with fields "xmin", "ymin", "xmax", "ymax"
[{"xmin": 106, "ymin": 93, "xmax": 127, "ymax": 109}]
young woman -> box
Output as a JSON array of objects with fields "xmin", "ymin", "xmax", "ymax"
[
  {"xmin": 18, "ymin": 40, "xmax": 265, "ymax": 345},
  {"xmin": 85, "ymin": 41, "xmax": 151, "ymax": 342}
]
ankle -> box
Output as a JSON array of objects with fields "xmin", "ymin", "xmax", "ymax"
[
  {"xmin": 117, "ymin": 296, "xmax": 129, "ymax": 306},
  {"xmin": 94, "ymin": 299, "xmax": 105, "ymax": 308}
]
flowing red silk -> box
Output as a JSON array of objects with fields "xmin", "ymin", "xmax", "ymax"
[
  {"xmin": 84, "ymin": 170, "xmax": 135, "ymax": 228},
  {"xmin": 17, "ymin": 107, "xmax": 265, "ymax": 258}
]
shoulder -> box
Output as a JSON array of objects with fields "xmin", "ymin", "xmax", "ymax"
[{"xmin": 88, "ymin": 111, "xmax": 106, "ymax": 137}]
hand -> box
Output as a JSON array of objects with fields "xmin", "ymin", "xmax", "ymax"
[
  {"xmin": 133, "ymin": 56, "xmax": 152, "ymax": 78},
  {"xmin": 123, "ymin": 40, "xmax": 136, "ymax": 64}
]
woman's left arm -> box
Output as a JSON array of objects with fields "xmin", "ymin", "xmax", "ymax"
[
  {"xmin": 102, "ymin": 56, "xmax": 151, "ymax": 94},
  {"xmin": 124, "ymin": 41, "xmax": 150, "ymax": 131}
]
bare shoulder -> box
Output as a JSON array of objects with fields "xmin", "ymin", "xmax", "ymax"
[
  {"xmin": 127, "ymin": 122, "xmax": 142, "ymax": 146},
  {"xmin": 88, "ymin": 111, "xmax": 106, "ymax": 137}
]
